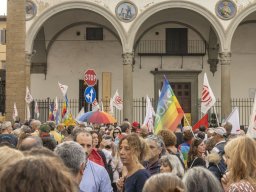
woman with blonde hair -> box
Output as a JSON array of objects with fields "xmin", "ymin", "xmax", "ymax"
[
  {"xmin": 117, "ymin": 133, "xmax": 150, "ymax": 192},
  {"xmin": 0, "ymin": 146, "xmax": 24, "ymax": 172},
  {"xmin": 0, "ymin": 156, "xmax": 77, "ymax": 192},
  {"xmin": 142, "ymin": 173, "xmax": 185, "ymax": 192},
  {"xmin": 222, "ymin": 136, "xmax": 256, "ymax": 191},
  {"xmin": 160, "ymin": 154, "xmax": 185, "ymax": 178}
]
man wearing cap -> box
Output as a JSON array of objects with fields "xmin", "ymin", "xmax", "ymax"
[
  {"xmin": 209, "ymin": 127, "xmax": 227, "ymax": 180},
  {"xmin": 211, "ymin": 127, "xmax": 227, "ymax": 155},
  {"xmin": 0, "ymin": 121, "xmax": 18, "ymax": 148}
]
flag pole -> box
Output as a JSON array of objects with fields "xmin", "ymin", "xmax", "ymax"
[
  {"xmin": 213, "ymin": 105, "xmax": 220, "ymax": 126},
  {"xmin": 183, "ymin": 114, "xmax": 196, "ymax": 138}
]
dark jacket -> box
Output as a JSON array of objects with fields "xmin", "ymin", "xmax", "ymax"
[{"xmin": 207, "ymin": 152, "xmax": 226, "ymax": 181}]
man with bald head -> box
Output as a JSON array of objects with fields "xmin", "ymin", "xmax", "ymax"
[
  {"xmin": 18, "ymin": 136, "xmax": 43, "ymax": 151},
  {"xmin": 30, "ymin": 120, "xmax": 41, "ymax": 136},
  {"xmin": 74, "ymin": 130, "xmax": 113, "ymax": 192}
]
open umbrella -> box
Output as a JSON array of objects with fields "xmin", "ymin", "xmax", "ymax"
[{"xmin": 78, "ymin": 110, "xmax": 116, "ymax": 124}]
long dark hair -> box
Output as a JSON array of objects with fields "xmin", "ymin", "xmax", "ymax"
[{"xmin": 188, "ymin": 137, "xmax": 204, "ymax": 163}]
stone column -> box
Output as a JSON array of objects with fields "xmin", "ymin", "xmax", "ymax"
[
  {"xmin": 122, "ymin": 52, "xmax": 134, "ymax": 122},
  {"xmin": 6, "ymin": 0, "xmax": 26, "ymax": 121},
  {"xmin": 219, "ymin": 52, "xmax": 231, "ymax": 119},
  {"xmin": 25, "ymin": 53, "xmax": 32, "ymax": 87}
]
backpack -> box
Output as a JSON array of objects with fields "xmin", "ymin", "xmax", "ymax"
[{"xmin": 105, "ymin": 159, "xmax": 114, "ymax": 183}]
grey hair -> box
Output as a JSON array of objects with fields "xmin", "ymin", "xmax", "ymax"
[
  {"xmin": 146, "ymin": 134, "xmax": 166, "ymax": 156},
  {"xmin": 54, "ymin": 141, "xmax": 86, "ymax": 175},
  {"xmin": 182, "ymin": 166, "xmax": 223, "ymax": 192},
  {"xmin": 160, "ymin": 154, "xmax": 185, "ymax": 178}
]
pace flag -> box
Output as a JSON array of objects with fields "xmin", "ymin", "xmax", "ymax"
[
  {"xmin": 154, "ymin": 77, "xmax": 184, "ymax": 133},
  {"xmin": 201, "ymin": 73, "xmax": 216, "ymax": 114}
]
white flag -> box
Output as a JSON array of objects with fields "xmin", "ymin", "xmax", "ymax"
[
  {"xmin": 109, "ymin": 98, "xmax": 114, "ymax": 114},
  {"xmin": 26, "ymin": 104, "xmax": 31, "ymax": 121},
  {"xmin": 75, "ymin": 107, "xmax": 84, "ymax": 122},
  {"xmin": 201, "ymin": 73, "xmax": 216, "ymax": 114},
  {"xmin": 100, "ymin": 100, "xmax": 104, "ymax": 112},
  {"xmin": 247, "ymin": 93, "xmax": 256, "ymax": 138},
  {"xmin": 35, "ymin": 101, "xmax": 40, "ymax": 119},
  {"xmin": 53, "ymin": 97, "xmax": 59, "ymax": 123},
  {"xmin": 112, "ymin": 90, "xmax": 123, "ymax": 110},
  {"xmin": 12, "ymin": 103, "xmax": 18, "ymax": 121},
  {"xmin": 58, "ymin": 82, "xmax": 68, "ymax": 97},
  {"xmin": 25, "ymin": 87, "xmax": 33, "ymax": 104},
  {"xmin": 92, "ymin": 99, "xmax": 100, "ymax": 111},
  {"xmin": 224, "ymin": 107, "xmax": 240, "ymax": 134},
  {"xmin": 143, "ymin": 96, "xmax": 155, "ymax": 132}
]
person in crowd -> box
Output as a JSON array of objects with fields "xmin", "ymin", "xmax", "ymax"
[
  {"xmin": 0, "ymin": 121, "xmax": 18, "ymax": 148},
  {"xmin": 158, "ymin": 129, "xmax": 184, "ymax": 168},
  {"xmin": 142, "ymin": 173, "xmax": 185, "ymax": 192},
  {"xmin": 54, "ymin": 141, "xmax": 87, "ymax": 186},
  {"xmin": 0, "ymin": 156, "xmax": 77, "ymax": 192},
  {"xmin": 48, "ymin": 121, "xmax": 62, "ymax": 144},
  {"xmin": 178, "ymin": 128, "xmax": 194, "ymax": 168},
  {"xmin": 139, "ymin": 125, "xmax": 149, "ymax": 138},
  {"xmin": 196, "ymin": 131, "xmax": 206, "ymax": 140},
  {"xmin": 223, "ymin": 122, "xmax": 232, "ymax": 139},
  {"xmin": 18, "ymin": 135, "xmax": 43, "ymax": 151},
  {"xmin": 159, "ymin": 154, "xmax": 185, "ymax": 178},
  {"xmin": 117, "ymin": 133, "xmax": 150, "ymax": 192},
  {"xmin": 30, "ymin": 119, "xmax": 41, "ymax": 136},
  {"xmin": 39, "ymin": 123, "xmax": 57, "ymax": 150},
  {"xmin": 74, "ymin": 130, "xmax": 113, "ymax": 192},
  {"xmin": 210, "ymin": 127, "xmax": 227, "ymax": 178},
  {"xmin": 175, "ymin": 124, "xmax": 184, "ymax": 148},
  {"xmin": 120, "ymin": 121, "xmax": 131, "ymax": 136},
  {"xmin": 187, "ymin": 137, "xmax": 206, "ymax": 168},
  {"xmin": 131, "ymin": 121, "xmax": 140, "ymax": 133},
  {"xmin": 0, "ymin": 146, "xmax": 24, "ymax": 172},
  {"xmin": 222, "ymin": 136, "xmax": 256, "ymax": 191},
  {"xmin": 207, "ymin": 151, "xmax": 224, "ymax": 181},
  {"xmin": 144, "ymin": 134, "xmax": 165, "ymax": 175},
  {"xmin": 183, "ymin": 166, "xmax": 223, "ymax": 192},
  {"xmin": 112, "ymin": 126, "xmax": 122, "ymax": 144}
]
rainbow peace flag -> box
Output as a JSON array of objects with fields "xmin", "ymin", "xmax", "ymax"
[{"xmin": 154, "ymin": 78, "xmax": 184, "ymax": 133}]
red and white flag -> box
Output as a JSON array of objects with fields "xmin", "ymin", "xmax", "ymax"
[
  {"xmin": 35, "ymin": 101, "xmax": 40, "ymax": 119},
  {"xmin": 25, "ymin": 87, "xmax": 33, "ymax": 104},
  {"xmin": 112, "ymin": 90, "xmax": 123, "ymax": 110},
  {"xmin": 58, "ymin": 82, "xmax": 68, "ymax": 97},
  {"xmin": 247, "ymin": 93, "xmax": 256, "ymax": 138},
  {"xmin": 143, "ymin": 96, "xmax": 155, "ymax": 133},
  {"xmin": 12, "ymin": 103, "xmax": 18, "ymax": 121},
  {"xmin": 201, "ymin": 73, "xmax": 216, "ymax": 114}
]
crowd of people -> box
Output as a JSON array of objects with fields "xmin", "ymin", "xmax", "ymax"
[{"xmin": 0, "ymin": 118, "xmax": 255, "ymax": 192}]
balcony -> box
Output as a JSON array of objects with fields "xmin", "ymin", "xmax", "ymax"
[{"xmin": 136, "ymin": 40, "xmax": 206, "ymax": 56}]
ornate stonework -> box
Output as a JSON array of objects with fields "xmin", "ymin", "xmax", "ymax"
[
  {"xmin": 219, "ymin": 52, "xmax": 232, "ymax": 65},
  {"xmin": 122, "ymin": 52, "xmax": 134, "ymax": 65}
]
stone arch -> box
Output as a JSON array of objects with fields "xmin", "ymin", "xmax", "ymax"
[
  {"xmin": 128, "ymin": 0, "xmax": 225, "ymax": 52},
  {"xmin": 26, "ymin": 1, "xmax": 126, "ymax": 53},
  {"xmin": 227, "ymin": 4, "xmax": 256, "ymax": 51}
]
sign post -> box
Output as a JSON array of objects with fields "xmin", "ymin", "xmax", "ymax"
[{"xmin": 84, "ymin": 69, "xmax": 97, "ymax": 112}]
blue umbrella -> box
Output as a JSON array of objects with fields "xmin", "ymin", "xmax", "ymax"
[{"xmin": 77, "ymin": 111, "xmax": 94, "ymax": 122}]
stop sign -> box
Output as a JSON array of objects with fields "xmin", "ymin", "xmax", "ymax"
[{"xmin": 84, "ymin": 69, "xmax": 97, "ymax": 86}]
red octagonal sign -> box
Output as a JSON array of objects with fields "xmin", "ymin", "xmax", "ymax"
[{"xmin": 84, "ymin": 69, "xmax": 97, "ymax": 86}]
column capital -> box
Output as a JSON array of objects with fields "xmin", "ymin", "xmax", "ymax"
[
  {"xmin": 122, "ymin": 52, "xmax": 134, "ymax": 65},
  {"xmin": 25, "ymin": 53, "xmax": 32, "ymax": 65},
  {"xmin": 219, "ymin": 52, "xmax": 231, "ymax": 65}
]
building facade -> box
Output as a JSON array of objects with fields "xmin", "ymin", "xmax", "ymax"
[{"xmin": 4, "ymin": 0, "xmax": 256, "ymax": 123}]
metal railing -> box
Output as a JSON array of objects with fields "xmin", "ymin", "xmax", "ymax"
[
  {"xmin": 136, "ymin": 40, "xmax": 206, "ymax": 55},
  {"xmin": 31, "ymin": 98, "xmax": 254, "ymax": 127}
]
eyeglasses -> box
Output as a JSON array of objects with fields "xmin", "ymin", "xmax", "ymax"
[{"xmin": 114, "ymin": 131, "xmax": 120, "ymax": 134}]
